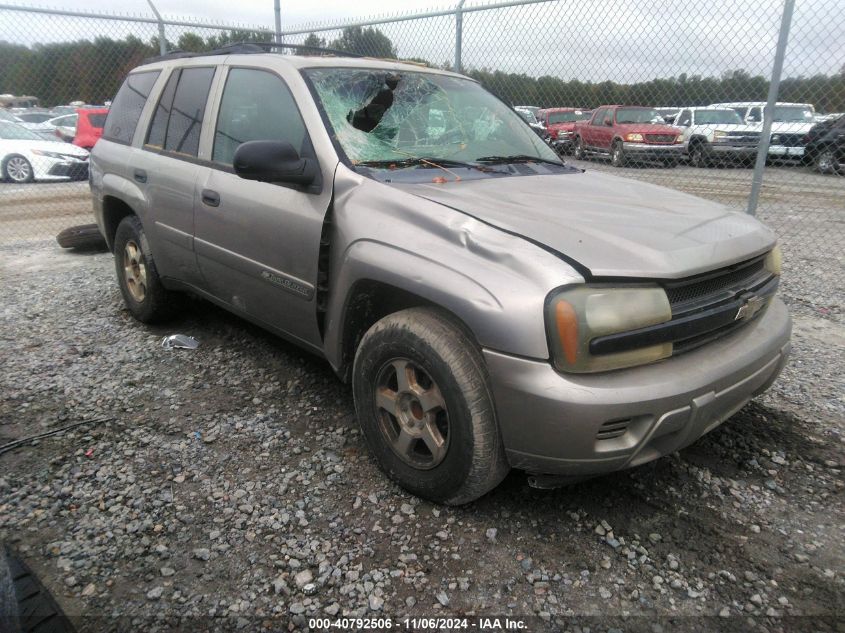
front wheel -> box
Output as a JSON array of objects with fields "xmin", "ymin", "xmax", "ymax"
[
  {"xmin": 815, "ymin": 148, "xmax": 840, "ymax": 174},
  {"xmin": 3, "ymin": 155, "xmax": 34, "ymax": 183},
  {"xmin": 352, "ymin": 308, "xmax": 509, "ymax": 505},
  {"xmin": 610, "ymin": 141, "xmax": 626, "ymax": 167},
  {"xmin": 573, "ymin": 137, "xmax": 586, "ymax": 160},
  {"xmin": 113, "ymin": 215, "xmax": 179, "ymax": 323}
]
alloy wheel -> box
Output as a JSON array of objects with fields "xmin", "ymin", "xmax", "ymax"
[
  {"xmin": 6, "ymin": 157, "xmax": 31, "ymax": 182},
  {"xmin": 374, "ymin": 358, "xmax": 450, "ymax": 470},
  {"xmin": 123, "ymin": 240, "xmax": 148, "ymax": 302}
]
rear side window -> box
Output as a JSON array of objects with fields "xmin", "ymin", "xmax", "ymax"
[
  {"xmin": 144, "ymin": 67, "xmax": 214, "ymax": 157},
  {"xmin": 212, "ymin": 68, "xmax": 306, "ymax": 165},
  {"xmin": 103, "ymin": 70, "xmax": 160, "ymax": 144}
]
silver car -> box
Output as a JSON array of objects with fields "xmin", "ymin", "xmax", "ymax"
[{"xmin": 90, "ymin": 48, "xmax": 791, "ymax": 504}]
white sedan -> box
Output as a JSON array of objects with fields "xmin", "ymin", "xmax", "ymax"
[{"xmin": 0, "ymin": 122, "xmax": 89, "ymax": 183}]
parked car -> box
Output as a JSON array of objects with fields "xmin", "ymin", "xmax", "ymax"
[
  {"xmin": 711, "ymin": 102, "xmax": 815, "ymax": 160},
  {"xmin": 91, "ymin": 50, "xmax": 790, "ymax": 504},
  {"xmin": 673, "ymin": 107, "xmax": 761, "ymax": 167},
  {"xmin": 14, "ymin": 111, "xmax": 55, "ymax": 125},
  {"xmin": 72, "ymin": 107, "xmax": 109, "ymax": 150},
  {"xmin": 0, "ymin": 121, "xmax": 89, "ymax": 182},
  {"xmin": 573, "ymin": 105, "xmax": 684, "ymax": 167},
  {"xmin": 803, "ymin": 114, "xmax": 844, "ymax": 174},
  {"xmin": 514, "ymin": 105, "xmax": 540, "ymax": 119},
  {"xmin": 655, "ymin": 107, "xmax": 680, "ymax": 124},
  {"xmin": 514, "ymin": 107, "xmax": 547, "ymax": 137},
  {"xmin": 536, "ymin": 108, "xmax": 591, "ymax": 154},
  {"xmin": 23, "ymin": 113, "xmax": 78, "ymax": 142},
  {"xmin": 0, "ymin": 109, "xmax": 22, "ymax": 123}
]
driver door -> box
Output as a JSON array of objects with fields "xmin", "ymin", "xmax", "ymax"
[{"xmin": 192, "ymin": 66, "xmax": 332, "ymax": 349}]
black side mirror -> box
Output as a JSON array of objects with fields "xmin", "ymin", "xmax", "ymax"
[{"xmin": 233, "ymin": 140, "xmax": 317, "ymax": 186}]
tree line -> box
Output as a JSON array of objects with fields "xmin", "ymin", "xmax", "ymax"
[{"xmin": 1, "ymin": 27, "xmax": 842, "ymax": 113}]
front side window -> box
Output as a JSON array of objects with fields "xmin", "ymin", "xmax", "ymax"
[
  {"xmin": 104, "ymin": 70, "xmax": 160, "ymax": 144},
  {"xmin": 677, "ymin": 110, "xmax": 691, "ymax": 126},
  {"xmin": 213, "ymin": 68, "xmax": 307, "ymax": 165},
  {"xmin": 771, "ymin": 106, "xmax": 814, "ymax": 123},
  {"xmin": 591, "ymin": 108, "xmax": 606, "ymax": 126},
  {"xmin": 304, "ymin": 68, "xmax": 558, "ymax": 165}
]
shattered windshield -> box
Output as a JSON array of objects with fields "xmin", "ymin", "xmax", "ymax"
[{"xmin": 304, "ymin": 68, "xmax": 560, "ymax": 166}]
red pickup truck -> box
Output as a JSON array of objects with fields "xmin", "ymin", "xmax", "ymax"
[
  {"xmin": 536, "ymin": 107, "xmax": 591, "ymax": 154},
  {"xmin": 573, "ymin": 105, "xmax": 684, "ymax": 167}
]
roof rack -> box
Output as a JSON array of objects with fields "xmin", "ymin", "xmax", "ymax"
[{"xmin": 144, "ymin": 41, "xmax": 362, "ymax": 64}]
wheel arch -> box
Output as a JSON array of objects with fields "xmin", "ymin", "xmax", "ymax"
[
  {"xmin": 101, "ymin": 195, "xmax": 137, "ymax": 252},
  {"xmin": 332, "ymin": 278, "xmax": 481, "ymax": 383}
]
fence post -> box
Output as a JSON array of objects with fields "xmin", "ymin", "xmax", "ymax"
[
  {"xmin": 747, "ymin": 0, "xmax": 795, "ymax": 216},
  {"xmin": 454, "ymin": 0, "xmax": 466, "ymax": 73},
  {"xmin": 274, "ymin": 0, "xmax": 282, "ymax": 45},
  {"xmin": 145, "ymin": 0, "xmax": 166, "ymax": 55}
]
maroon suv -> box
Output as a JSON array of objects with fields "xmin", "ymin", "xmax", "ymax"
[{"xmin": 573, "ymin": 106, "xmax": 684, "ymax": 167}]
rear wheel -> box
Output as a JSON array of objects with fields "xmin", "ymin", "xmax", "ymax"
[
  {"xmin": 113, "ymin": 215, "xmax": 179, "ymax": 323},
  {"xmin": 610, "ymin": 141, "xmax": 626, "ymax": 167},
  {"xmin": 352, "ymin": 308, "xmax": 509, "ymax": 505},
  {"xmin": 3, "ymin": 155, "xmax": 34, "ymax": 183}
]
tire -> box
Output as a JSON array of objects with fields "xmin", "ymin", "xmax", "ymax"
[
  {"xmin": 352, "ymin": 307, "xmax": 510, "ymax": 505},
  {"xmin": 814, "ymin": 147, "xmax": 840, "ymax": 174},
  {"xmin": 1, "ymin": 546, "xmax": 75, "ymax": 633},
  {"xmin": 3, "ymin": 155, "xmax": 34, "ymax": 183},
  {"xmin": 113, "ymin": 215, "xmax": 178, "ymax": 323},
  {"xmin": 688, "ymin": 142, "xmax": 710, "ymax": 168},
  {"xmin": 573, "ymin": 136, "xmax": 586, "ymax": 160},
  {"xmin": 610, "ymin": 141, "xmax": 626, "ymax": 167},
  {"xmin": 56, "ymin": 224, "xmax": 107, "ymax": 250}
]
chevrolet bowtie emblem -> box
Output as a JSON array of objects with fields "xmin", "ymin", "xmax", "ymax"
[{"xmin": 735, "ymin": 295, "xmax": 766, "ymax": 322}]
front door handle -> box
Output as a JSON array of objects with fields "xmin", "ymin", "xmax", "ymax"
[
  {"xmin": 201, "ymin": 189, "xmax": 220, "ymax": 207},
  {"xmin": 133, "ymin": 169, "xmax": 147, "ymax": 183}
]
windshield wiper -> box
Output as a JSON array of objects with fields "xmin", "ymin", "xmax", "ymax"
[
  {"xmin": 474, "ymin": 154, "xmax": 564, "ymax": 166},
  {"xmin": 356, "ymin": 157, "xmax": 507, "ymax": 174}
]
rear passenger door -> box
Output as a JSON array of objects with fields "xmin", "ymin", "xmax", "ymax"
[
  {"xmin": 192, "ymin": 66, "xmax": 332, "ymax": 350},
  {"xmin": 135, "ymin": 65, "xmax": 218, "ymax": 286}
]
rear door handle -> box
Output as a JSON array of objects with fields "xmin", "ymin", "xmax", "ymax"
[
  {"xmin": 133, "ymin": 169, "xmax": 147, "ymax": 183},
  {"xmin": 201, "ymin": 189, "xmax": 220, "ymax": 207}
]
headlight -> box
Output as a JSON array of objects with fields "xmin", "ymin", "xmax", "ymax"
[
  {"xmin": 674, "ymin": 134, "xmax": 684, "ymax": 143},
  {"xmin": 713, "ymin": 130, "xmax": 728, "ymax": 140},
  {"xmin": 625, "ymin": 133, "xmax": 644, "ymax": 142},
  {"xmin": 770, "ymin": 134, "xmax": 781, "ymax": 144},
  {"xmin": 764, "ymin": 244, "xmax": 782, "ymax": 276},
  {"xmin": 546, "ymin": 286, "xmax": 673, "ymax": 373},
  {"xmin": 31, "ymin": 149, "xmax": 65, "ymax": 159}
]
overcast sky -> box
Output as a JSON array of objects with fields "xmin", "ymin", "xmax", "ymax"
[{"xmin": 2, "ymin": 0, "xmax": 842, "ymax": 81}]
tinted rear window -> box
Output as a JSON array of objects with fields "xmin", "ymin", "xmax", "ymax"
[
  {"xmin": 165, "ymin": 67, "xmax": 215, "ymax": 157},
  {"xmin": 104, "ymin": 71, "xmax": 160, "ymax": 144},
  {"xmin": 88, "ymin": 113, "xmax": 108, "ymax": 128}
]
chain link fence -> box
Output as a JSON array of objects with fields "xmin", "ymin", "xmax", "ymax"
[{"xmin": 1, "ymin": 0, "xmax": 842, "ymax": 313}]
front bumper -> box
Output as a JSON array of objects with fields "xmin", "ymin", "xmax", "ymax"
[
  {"xmin": 621, "ymin": 142, "xmax": 684, "ymax": 159},
  {"xmin": 768, "ymin": 145, "xmax": 805, "ymax": 158},
  {"xmin": 485, "ymin": 298, "xmax": 791, "ymax": 476},
  {"xmin": 706, "ymin": 143, "xmax": 758, "ymax": 158}
]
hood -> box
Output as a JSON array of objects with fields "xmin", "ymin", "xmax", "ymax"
[
  {"xmin": 694, "ymin": 123, "xmax": 760, "ymax": 134},
  {"xmin": 392, "ymin": 170, "xmax": 774, "ymax": 279}
]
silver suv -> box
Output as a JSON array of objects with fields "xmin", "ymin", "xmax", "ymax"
[{"xmin": 91, "ymin": 46, "xmax": 791, "ymax": 504}]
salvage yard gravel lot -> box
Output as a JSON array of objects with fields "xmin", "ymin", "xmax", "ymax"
[{"xmin": 0, "ymin": 163, "xmax": 843, "ymax": 632}]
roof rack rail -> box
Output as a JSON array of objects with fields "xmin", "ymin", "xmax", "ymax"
[{"xmin": 144, "ymin": 41, "xmax": 362, "ymax": 64}]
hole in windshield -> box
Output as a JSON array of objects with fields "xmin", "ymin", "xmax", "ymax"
[{"xmin": 304, "ymin": 68, "xmax": 560, "ymax": 167}]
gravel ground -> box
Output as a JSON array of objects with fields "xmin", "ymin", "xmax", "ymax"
[{"xmin": 0, "ymin": 238, "xmax": 842, "ymax": 633}]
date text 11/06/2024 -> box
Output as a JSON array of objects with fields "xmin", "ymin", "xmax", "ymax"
[{"xmin": 308, "ymin": 617, "xmax": 528, "ymax": 630}]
